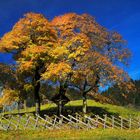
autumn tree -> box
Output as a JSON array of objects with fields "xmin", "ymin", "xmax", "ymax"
[
  {"xmin": 102, "ymin": 79, "xmax": 139, "ymax": 106},
  {"xmin": 0, "ymin": 63, "xmax": 15, "ymax": 88},
  {"xmin": 0, "ymin": 63, "xmax": 29, "ymax": 111},
  {"xmin": 0, "ymin": 13, "xmax": 60, "ymax": 114},
  {"xmin": 49, "ymin": 13, "xmax": 133, "ymax": 115},
  {"xmin": 0, "ymin": 12, "xmax": 134, "ymax": 116},
  {"xmin": 0, "ymin": 63, "xmax": 19, "ymax": 108}
]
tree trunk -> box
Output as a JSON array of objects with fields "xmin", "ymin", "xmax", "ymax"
[
  {"xmin": 57, "ymin": 84, "xmax": 67, "ymax": 116},
  {"xmin": 24, "ymin": 99, "xmax": 27, "ymax": 112},
  {"xmin": 58, "ymin": 100, "xmax": 63, "ymax": 117},
  {"xmin": 17, "ymin": 101, "xmax": 20, "ymax": 114},
  {"xmin": 82, "ymin": 92, "xmax": 87, "ymax": 115},
  {"xmin": 34, "ymin": 67, "xmax": 41, "ymax": 115}
]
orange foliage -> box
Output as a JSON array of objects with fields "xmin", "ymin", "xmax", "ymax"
[
  {"xmin": 0, "ymin": 12, "xmax": 133, "ymax": 101},
  {"xmin": 0, "ymin": 89, "xmax": 19, "ymax": 106},
  {"xmin": 42, "ymin": 62, "xmax": 71, "ymax": 81},
  {"xmin": 51, "ymin": 13, "xmax": 132, "ymax": 91},
  {"xmin": 0, "ymin": 13, "xmax": 57, "ymax": 72}
]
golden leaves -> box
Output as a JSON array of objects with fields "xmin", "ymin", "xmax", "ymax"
[
  {"xmin": 0, "ymin": 12, "xmax": 57, "ymax": 53},
  {"xmin": 42, "ymin": 62, "xmax": 71, "ymax": 81},
  {"xmin": 0, "ymin": 89, "xmax": 19, "ymax": 106},
  {"xmin": 50, "ymin": 45, "xmax": 69, "ymax": 59},
  {"xmin": 62, "ymin": 33, "xmax": 92, "ymax": 61},
  {"xmin": 21, "ymin": 45, "xmax": 50, "ymax": 60},
  {"xmin": 18, "ymin": 60, "xmax": 35, "ymax": 72},
  {"xmin": 24, "ymin": 84, "xmax": 34, "ymax": 92},
  {"xmin": 0, "ymin": 32, "xmax": 20, "ymax": 51},
  {"xmin": 0, "ymin": 12, "xmax": 132, "ymax": 95}
]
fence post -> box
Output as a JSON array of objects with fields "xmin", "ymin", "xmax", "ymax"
[
  {"xmin": 120, "ymin": 116, "xmax": 123, "ymax": 129},
  {"xmin": 138, "ymin": 116, "xmax": 140, "ymax": 129},
  {"xmin": 112, "ymin": 115, "xmax": 114, "ymax": 129},
  {"xmin": 103, "ymin": 114, "xmax": 107, "ymax": 129},
  {"xmin": 24, "ymin": 115, "xmax": 30, "ymax": 130},
  {"xmin": 129, "ymin": 115, "xmax": 132, "ymax": 129},
  {"xmin": 34, "ymin": 115, "xmax": 39, "ymax": 129},
  {"xmin": 2, "ymin": 104, "xmax": 5, "ymax": 116},
  {"xmin": 6, "ymin": 115, "xmax": 12, "ymax": 131},
  {"xmin": 95, "ymin": 115, "xmax": 99, "ymax": 128}
]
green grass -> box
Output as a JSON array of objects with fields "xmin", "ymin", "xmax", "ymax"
[
  {"xmin": 0, "ymin": 129, "xmax": 140, "ymax": 140},
  {"xmin": 66, "ymin": 100, "xmax": 140, "ymax": 117},
  {"xmin": 3, "ymin": 100, "xmax": 140, "ymax": 117},
  {"xmin": 1, "ymin": 100, "xmax": 140, "ymax": 140}
]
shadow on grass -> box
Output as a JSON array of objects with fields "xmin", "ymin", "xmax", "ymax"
[
  {"xmin": 39, "ymin": 105, "xmax": 119, "ymax": 117},
  {"xmin": 3, "ymin": 105, "xmax": 119, "ymax": 118}
]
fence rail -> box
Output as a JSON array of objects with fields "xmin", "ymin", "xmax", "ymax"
[{"xmin": 0, "ymin": 113, "xmax": 139, "ymax": 130}]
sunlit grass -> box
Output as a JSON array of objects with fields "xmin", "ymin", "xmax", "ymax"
[
  {"xmin": 0, "ymin": 129, "xmax": 140, "ymax": 140},
  {"xmin": 3, "ymin": 100, "xmax": 140, "ymax": 117}
]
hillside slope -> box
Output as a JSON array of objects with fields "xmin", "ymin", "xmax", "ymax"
[{"xmin": 3, "ymin": 100, "xmax": 140, "ymax": 118}]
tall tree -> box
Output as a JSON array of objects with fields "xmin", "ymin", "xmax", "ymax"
[
  {"xmin": 50, "ymin": 13, "xmax": 133, "ymax": 115},
  {"xmin": 0, "ymin": 13, "xmax": 58, "ymax": 114},
  {"xmin": 0, "ymin": 12, "xmax": 134, "ymax": 116}
]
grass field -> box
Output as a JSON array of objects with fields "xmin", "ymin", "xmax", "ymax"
[
  {"xmin": 0, "ymin": 129, "xmax": 140, "ymax": 140},
  {"xmin": 5, "ymin": 100, "xmax": 140, "ymax": 118},
  {"xmin": 1, "ymin": 100, "xmax": 140, "ymax": 140}
]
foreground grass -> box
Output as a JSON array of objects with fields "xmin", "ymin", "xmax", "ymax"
[{"xmin": 0, "ymin": 129, "xmax": 140, "ymax": 140}]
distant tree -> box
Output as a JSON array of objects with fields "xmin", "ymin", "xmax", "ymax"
[
  {"xmin": 0, "ymin": 63, "xmax": 19, "ymax": 108},
  {"xmin": 0, "ymin": 63, "xmax": 15, "ymax": 88},
  {"xmin": 132, "ymin": 80, "xmax": 140, "ymax": 106},
  {"xmin": 102, "ymin": 79, "xmax": 139, "ymax": 106},
  {"xmin": 0, "ymin": 63, "xmax": 32, "ymax": 110}
]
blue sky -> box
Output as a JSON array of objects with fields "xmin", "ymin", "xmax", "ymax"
[{"xmin": 0, "ymin": 0, "xmax": 140, "ymax": 79}]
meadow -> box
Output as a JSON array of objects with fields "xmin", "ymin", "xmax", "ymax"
[
  {"xmin": 5, "ymin": 100, "xmax": 140, "ymax": 118},
  {"xmin": 1, "ymin": 100, "xmax": 140, "ymax": 140},
  {"xmin": 0, "ymin": 129, "xmax": 140, "ymax": 140}
]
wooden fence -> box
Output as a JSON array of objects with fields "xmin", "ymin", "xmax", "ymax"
[{"xmin": 0, "ymin": 113, "xmax": 139, "ymax": 131}]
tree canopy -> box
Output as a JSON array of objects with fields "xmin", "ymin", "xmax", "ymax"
[{"xmin": 0, "ymin": 12, "xmax": 134, "ymax": 114}]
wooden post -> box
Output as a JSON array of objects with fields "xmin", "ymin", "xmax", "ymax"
[
  {"xmin": 112, "ymin": 115, "xmax": 114, "ymax": 128},
  {"xmin": 120, "ymin": 116, "xmax": 123, "ymax": 129},
  {"xmin": 138, "ymin": 116, "xmax": 140, "ymax": 129},
  {"xmin": 24, "ymin": 115, "xmax": 30, "ymax": 130},
  {"xmin": 17, "ymin": 101, "xmax": 20, "ymax": 114},
  {"xmin": 6, "ymin": 120, "xmax": 11, "ymax": 131},
  {"xmin": 2, "ymin": 104, "xmax": 5, "ymax": 116},
  {"xmin": 103, "ymin": 114, "xmax": 107, "ymax": 129},
  {"xmin": 129, "ymin": 117, "xmax": 132, "ymax": 129},
  {"xmin": 95, "ymin": 115, "xmax": 99, "ymax": 128},
  {"xmin": 6, "ymin": 115, "xmax": 12, "ymax": 131},
  {"xmin": 34, "ymin": 115, "xmax": 39, "ymax": 129},
  {"xmin": 82, "ymin": 94, "xmax": 87, "ymax": 116},
  {"xmin": 58, "ymin": 100, "xmax": 63, "ymax": 117},
  {"xmin": 16, "ymin": 115, "xmax": 21, "ymax": 130},
  {"xmin": 24, "ymin": 99, "xmax": 27, "ymax": 112}
]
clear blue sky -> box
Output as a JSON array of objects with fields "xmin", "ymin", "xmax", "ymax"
[{"xmin": 0, "ymin": 0, "xmax": 140, "ymax": 79}]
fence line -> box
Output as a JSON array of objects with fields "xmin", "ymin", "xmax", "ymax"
[{"xmin": 0, "ymin": 113, "xmax": 139, "ymax": 130}]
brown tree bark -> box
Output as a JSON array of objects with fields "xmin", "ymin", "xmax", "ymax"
[{"xmin": 34, "ymin": 67, "xmax": 41, "ymax": 115}]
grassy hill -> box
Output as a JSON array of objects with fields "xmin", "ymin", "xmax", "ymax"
[
  {"xmin": 1, "ymin": 100, "xmax": 140, "ymax": 140},
  {"xmin": 3, "ymin": 100, "xmax": 140, "ymax": 118}
]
